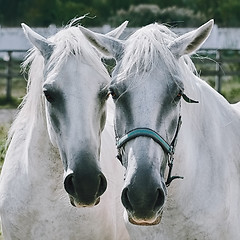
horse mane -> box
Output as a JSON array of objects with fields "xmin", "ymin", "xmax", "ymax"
[
  {"xmin": 7, "ymin": 24, "xmax": 110, "ymax": 144},
  {"xmin": 116, "ymin": 23, "xmax": 197, "ymax": 89}
]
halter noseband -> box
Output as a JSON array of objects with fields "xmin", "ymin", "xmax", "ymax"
[
  {"xmin": 115, "ymin": 93, "xmax": 198, "ymax": 187},
  {"xmin": 117, "ymin": 128, "xmax": 174, "ymax": 154}
]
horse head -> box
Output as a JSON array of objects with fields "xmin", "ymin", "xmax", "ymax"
[
  {"xmin": 22, "ymin": 21, "xmax": 127, "ymax": 207},
  {"xmin": 80, "ymin": 20, "xmax": 213, "ymax": 223}
]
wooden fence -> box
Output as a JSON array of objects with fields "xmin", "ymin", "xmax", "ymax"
[
  {"xmin": 0, "ymin": 50, "xmax": 25, "ymax": 101},
  {"xmin": 0, "ymin": 49, "xmax": 240, "ymax": 101},
  {"xmin": 194, "ymin": 49, "xmax": 240, "ymax": 92}
]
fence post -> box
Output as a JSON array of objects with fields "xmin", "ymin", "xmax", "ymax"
[
  {"xmin": 6, "ymin": 51, "xmax": 12, "ymax": 101},
  {"xmin": 215, "ymin": 50, "xmax": 222, "ymax": 93}
]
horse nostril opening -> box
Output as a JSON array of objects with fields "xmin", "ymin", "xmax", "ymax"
[
  {"xmin": 121, "ymin": 187, "xmax": 133, "ymax": 211},
  {"xmin": 64, "ymin": 173, "xmax": 75, "ymax": 196},
  {"xmin": 153, "ymin": 188, "xmax": 165, "ymax": 211},
  {"xmin": 97, "ymin": 173, "xmax": 107, "ymax": 197}
]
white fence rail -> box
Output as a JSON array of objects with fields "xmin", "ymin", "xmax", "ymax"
[
  {"xmin": 1, "ymin": 25, "xmax": 240, "ymax": 51},
  {"xmin": 0, "ymin": 25, "xmax": 240, "ymax": 101}
]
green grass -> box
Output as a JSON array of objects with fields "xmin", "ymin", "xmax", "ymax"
[
  {"xmin": 0, "ymin": 75, "xmax": 26, "ymax": 109},
  {"xmin": 0, "ymin": 125, "xmax": 8, "ymax": 172},
  {"xmin": 0, "ymin": 126, "xmax": 9, "ymax": 238},
  {"xmin": 221, "ymin": 78, "xmax": 240, "ymax": 103},
  {"xmin": 203, "ymin": 77, "xmax": 240, "ymax": 103}
]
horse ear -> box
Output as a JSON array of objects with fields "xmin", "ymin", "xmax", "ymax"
[
  {"xmin": 169, "ymin": 19, "xmax": 214, "ymax": 58},
  {"xmin": 79, "ymin": 26, "xmax": 124, "ymax": 59},
  {"xmin": 21, "ymin": 23, "xmax": 54, "ymax": 59},
  {"xmin": 105, "ymin": 21, "xmax": 128, "ymax": 38}
]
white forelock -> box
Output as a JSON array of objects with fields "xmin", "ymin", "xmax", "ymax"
[{"xmin": 116, "ymin": 23, "xmax": 196, "ymax": 83}]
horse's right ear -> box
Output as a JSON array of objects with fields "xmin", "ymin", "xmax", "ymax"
[
  {"xmin": 21, "ymin": 23, "xmax": 54, "ymax": 59},
  {"xmin": 105, "ymin": 21, "xmax": 128, "ymax": 38},
  {"xmin": 79, "ymin": 26, "xmax": 124, "ymax": 60}
]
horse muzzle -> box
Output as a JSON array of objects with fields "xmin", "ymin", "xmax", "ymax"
[
  {"xmin": 127, "ymin": 210, "xmax": 163, "ymax": 226},
  {"xmin": 64, "ymin": 167, "xmax": 107, "ymax": 207},
  {"xmin": 69, "ymin": 195, "xmax": 101, "ymax": 208},
  {"xmin": 121, "ymin": 183, "xmax": 166, "ymax": 225}
]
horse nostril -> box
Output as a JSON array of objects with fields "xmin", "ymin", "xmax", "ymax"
[
  {"xmin": 64, "ymin": 173, "xmax": 75, "ymax": 196},
  {"xmin": 97, "ymin": 173, "xmax": 107, "ymax": 197},
  {"xmin": 153, "ymin": 188, "xmax": 165, "ymax": 211},
  {"xmin": 121, "ymin": 187, "xmax": 133, "ymax": 211}
]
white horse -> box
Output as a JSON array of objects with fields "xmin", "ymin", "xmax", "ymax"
[
  {"xmin": 0, "ymin": 22, "xmax": 130, "ymax": 239},
  {"xmin": 80, "ymin": 20, "xmax": 240, "ymax": 239}
]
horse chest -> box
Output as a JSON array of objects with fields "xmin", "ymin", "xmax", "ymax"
[{"xmin": 0, "ymin": 139, "xmax": 116, "ymax": 239}]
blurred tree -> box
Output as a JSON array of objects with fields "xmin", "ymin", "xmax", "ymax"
[
  {"xmin": 0, "ymin": 0, "xmax": 26, "ymax": 26},
  {"xmin": 109, "ymin": 4, "xmax": 206, "ymax": 27},
  {"xmin": 23, "ymin": 0, "xmax": 58, "ymax": 26},
  {"xmin": 219, "ymin": 0, "xmax": 240, "ymax": 26},
  {"xmin": 56, "ymin": 1, "xmax": 101, "ymax": 26},
  {"xmin": 0, "ymin": 0, "xmax": 240, "ymax": 27}
]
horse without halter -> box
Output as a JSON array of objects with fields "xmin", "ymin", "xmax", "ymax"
[{"xmin": 0, "ymin": 21, "xmax": 129, "ymax": 239}]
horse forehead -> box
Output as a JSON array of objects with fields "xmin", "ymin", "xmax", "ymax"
[
  {"xmin": 120, "ymin": 67, "xmax": 176, "ymax": 99},
  {"xmin": 47, "ymin": 56, "xmax": 108, "ymax": 90}
]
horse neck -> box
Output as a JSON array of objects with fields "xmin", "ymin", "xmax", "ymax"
[
  {"xmin": 9, "ymin": 93, "xmax": 62, "ymax": 182},
  {"xmin": 101, "ymin": 98, "xmax": 123, "ymax": 180},
  {"xmin": 174, "ymin": 73, "xmax": 240, "ymax": 191},
  {"xmin": 100, "ymin": 97, "xmax": 125, "ymax": 195}
]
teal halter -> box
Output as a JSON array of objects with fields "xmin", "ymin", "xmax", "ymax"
[
  {"xmin": 115, "ymin": 93, "xmax": 198, "ymax": 186},
  {"xmin": 116, "ymin": 115, "xmax": 183, "ymax": 186},
  {"xmin": 117, "ymin": 128, "xmax": 174, "ymax": 155}
]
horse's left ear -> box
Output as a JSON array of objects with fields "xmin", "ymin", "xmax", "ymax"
[
  {"xmin": 169, "ymin": 19, "xmax": 214, "ymax": 58},
  {"xmin": 21, "ymin": 23, "xmax": 54, "ymax": 59},
  {"xmin": 79, "ymin": 26, "xmax": 124, "ymax": 60}
]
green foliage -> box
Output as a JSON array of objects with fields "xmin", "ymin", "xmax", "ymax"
[
  {"xmin": 0, "ymin": 97, "xmax": 21, "ymax": 109},
  {"xmin": 221, "ymin": 77, "xmax": 240, "ymax": 103},
  {"xmin": 109, "ymin": 4, "xmax": 207, "ymax": 27},
  {"xmin": 0, "ymin": 0, "xmax": 240, "ymax": 27},
  {"xmin": 0, "ymin": 125, "xmax": 8, "ymax": 170},
  {"xmin": 56, "ymin": 1, "xmax": 102, "ymax": 26},
  {"xmin": 109, "ymin": 4, "xmax": 162, "ymax": 27}
]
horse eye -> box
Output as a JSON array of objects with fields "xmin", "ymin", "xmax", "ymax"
[
  {"xmin": 109, "ymin": 89, "xmax": 118, "ymax": 100},
  {"xmin": 43, "ymin": 90, "xmax": 54, "ymax": 103},
  {"xmin": 174, "ymin": 91, "xmax": 183, "ymax": 101}
]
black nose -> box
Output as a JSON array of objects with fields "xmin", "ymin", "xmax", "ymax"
[
  {"xmin": 121, "ymin": 186, "xmax": 165, "ymax": 219},
  {"xmin": 64, "ymin": 171, "xmax": 107, "ymax": 206}
]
